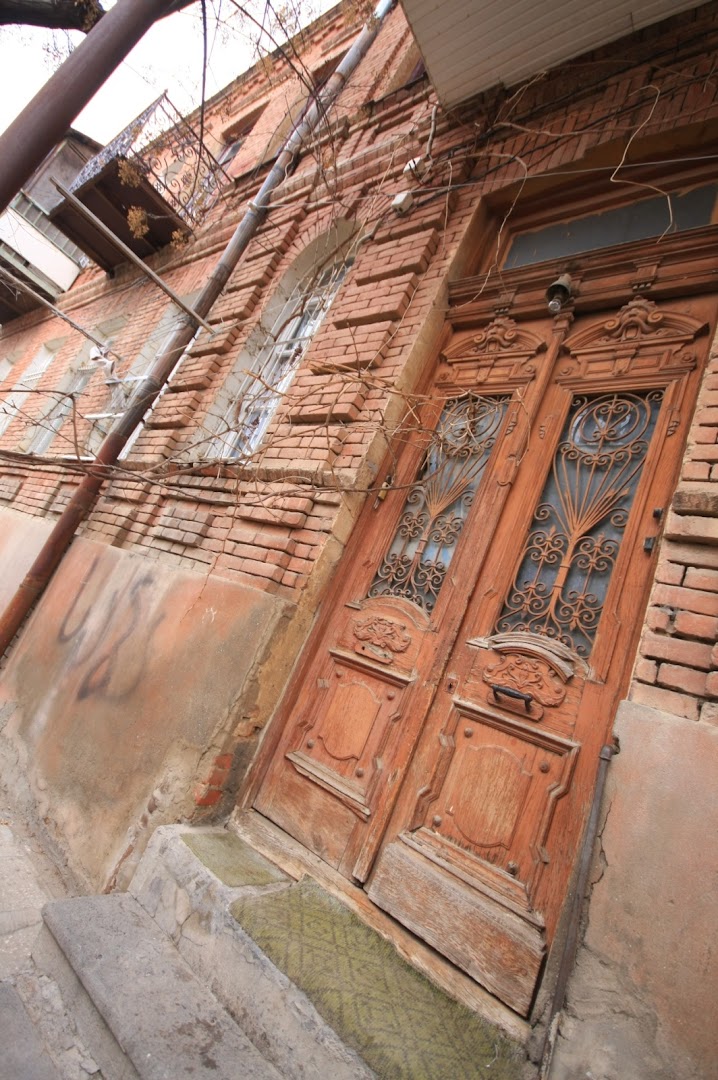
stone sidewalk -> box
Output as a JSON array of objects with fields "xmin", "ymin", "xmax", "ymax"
[{"xmin": 0, "ymin": 794, "xmax": 100, "ymax": 1080}]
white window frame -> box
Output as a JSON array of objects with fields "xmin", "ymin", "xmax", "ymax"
[
  {"xmin": 117, "ymin": 293, "xmax": 201, "ymax": 460},
  {"xmin": 23, "ymin": 316, "xmax": 126, "ymax": 456},
  {"xmin": 24, "ymin": 363, "xmax": 93, "ymax": 455}
]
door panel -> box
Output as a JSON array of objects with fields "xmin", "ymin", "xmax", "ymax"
[
  {"xmin": 255, "ymin": 321, "xmax": 554, "ymax": 879},
  {"xmin": 255, "ymin": 289, "xmax": 711, "ymax": 1016}
]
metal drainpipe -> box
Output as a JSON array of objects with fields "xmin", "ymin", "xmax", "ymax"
[
  {"xmin": 0, "ymin": 0, "xmax": 397, "ymax": 656},
  {"xmin": 538, "ymin": 743, "xmax": 617, "ymax": 1078},
  {"xmin": 0, "ymin": 0, "xmax": 179, "ymax": 216}
]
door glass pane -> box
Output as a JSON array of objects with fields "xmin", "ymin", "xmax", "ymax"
[
  {"xmin": 496, "ymin": 390, "xmax": 663, "ymax": 656},
  {"xmin": 368, "ymin": 395, "xmax": 510, "ymax": 613}
]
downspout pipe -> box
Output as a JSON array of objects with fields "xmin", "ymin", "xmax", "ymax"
[
  {"xmin": 0, "ymin": 0, "xmax": 178, "ymax": 215},
  {"xmin": 0, "ymin": 0, "xmax": 397, "ymax": 656}
]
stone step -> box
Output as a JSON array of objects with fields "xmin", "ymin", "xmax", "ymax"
[
  {"xmin": 0, "ymin": 982, "xmax": 60, "ymax": 1080},
  {"xmin": 128, "ymin": 825, "xmax": 375, "ymax": 1080},
  {"xmin": 35, "ymin": 892, "xmax": 282, "ymax": 1080},
  {"xmin": 128, "ymin": 825, "xmax": 529, "ymax": 1080}
]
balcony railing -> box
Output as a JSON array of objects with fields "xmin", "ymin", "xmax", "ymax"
[
  {"xmin": 51, "ymin": 94, "xmax": 230, "ymax": 271},
  {"xmin": 71, "ymin": 93, "xmax": 229, "ymax": 229}
]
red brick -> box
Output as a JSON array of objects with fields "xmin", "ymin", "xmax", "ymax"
[
  {"xmin": 640, "ymin": 632, "xmax": 713, "ymax": 670},
  {"xmin": 193, "ymin": 785, "xmax": 222, "ymax": 807},
  {"xmin": 673, "ymin": 611, "xmax": 718, "ymax": 641},
  {"xmin": 630, "ymin": 681, "xmax": 700, "ymax": 721},
  {"xmin": 204, "ymin": 765, "xmax": 231, "ymax": 787},
  {"xmin": 684, "ymin": 567, "xmax": 718, "ymax": 593},
  {"xmin": 655, "ymin": 561, "xmax": 684, "ymax": 586},
  {"xmin": 690, "ymin": 445, "xmax": 718, "ymax": 462},
  {"xmin": 706, "ymin": 671, "xmax": 718, "ymax": 698},
  {"xmin": 645, "ymin": 607, "xmax": 675, "ymax": 633},
  {"xmin": 634, "ymin": 657, "xmax": 658, "ymax": 683},
  {"xmin": 694, "ymin": 406, "xmax": 718, "ymax": 426},
  {"xmin": 682, "ymin": 462, "xmax": 711, "ymax": 481},
  {"xmin": 692, "ymin": 426, "xmax": 718, "ymax": 444},
  {"xmin": 657, "ymin": 663, "xmax": 707, "ymax": 696},
  {"xmin": 652, "ymin": 584, "xmax": 718, "ymax": 617},
  {"xmin": 661, "ymin": 542, "xmax": 718, "ymax": 570}
]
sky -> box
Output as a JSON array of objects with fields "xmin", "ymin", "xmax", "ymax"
[{"xmin": 0, "ymin": 0, "xmax": 338, "ymax": 145}]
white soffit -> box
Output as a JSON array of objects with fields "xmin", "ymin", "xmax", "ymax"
[{"xmin": 400, "ymin": 0, "xmax": 708, "ymax": 107}]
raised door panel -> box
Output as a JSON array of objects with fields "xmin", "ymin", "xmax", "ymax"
[{"xmin": 285, "ymin": 599, "xmax": 424, "ymax": 822}]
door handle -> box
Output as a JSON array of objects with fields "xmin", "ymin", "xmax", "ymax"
[{"xmin": 490, "ymin": 684, "xmax": 533, "ymax": 712}]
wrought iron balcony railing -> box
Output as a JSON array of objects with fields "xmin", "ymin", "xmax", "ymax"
[
  {"xmin": 70, "ymin": 93, "xmax": 230, "ymax": 229},
  {"xmin": 50, "ymin": 94, "xmax": 231, "ymax": 271}
]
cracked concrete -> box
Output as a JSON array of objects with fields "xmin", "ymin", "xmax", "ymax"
[
  {"xmin": 0, "ymin": 789, "xmax": 102, "ymax": 1079},
  {"xmin": 129, "ymin": 825, "xmax": 375, "ymax": 1080}
]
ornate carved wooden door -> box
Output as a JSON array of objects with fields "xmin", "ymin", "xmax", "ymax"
[{"xmin": 254, "ymin": 285, "xmax": 710, "ymax": 1016}]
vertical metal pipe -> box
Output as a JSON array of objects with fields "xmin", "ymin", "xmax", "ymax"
[
  {"xmin": 0, "ymin": 0, "xmax": 397, "ymax": 655},
  {"xmin": 0, "ymin": 0, "xmax": 178, "ymax": 215}
]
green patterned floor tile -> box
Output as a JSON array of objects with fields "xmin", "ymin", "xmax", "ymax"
[
  {"xmin": 231, "ymin": 876, "xmax": 528, "ymax": 1080},
  {"xmin": 181, "ymin": 831, "xmax": 288, "ymax": 887}
]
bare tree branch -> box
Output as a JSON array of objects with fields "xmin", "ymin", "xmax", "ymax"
[
  {"xmin": 0, "ymin": 0, "xmax": 196, "ymax": 32},
  {"xmin": 0, "ymin": 0, "xmax": 104, "ymax": 31}
]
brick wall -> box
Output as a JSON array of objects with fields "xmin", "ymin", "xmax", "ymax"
[
  {"xmin": 630, "ymin": 345, "xmax": 718, "ymax": 724},
  {"xmin": 2, "ymin": 2, "xmax": 718, "ymax": 617}
]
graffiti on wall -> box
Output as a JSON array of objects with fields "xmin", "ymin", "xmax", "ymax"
[{"xmin": 58, "ymin": 555, "xmax": 166, "ymax": 702}]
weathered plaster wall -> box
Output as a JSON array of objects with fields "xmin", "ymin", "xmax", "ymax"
[
  {"xmin": 550, "ymin": 700, "xmax": 718, "ymax": 1080},
  {"xmin": 0, "ymin": 507, "xmax": 53, "ymax": 610},
  {"xmin": 0, "ymin": 509, "xmax": 289, "ymax": 889}
]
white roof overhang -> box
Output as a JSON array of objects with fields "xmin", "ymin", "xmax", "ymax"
[{"xmin": 400, "ymin": 0, "xmax": 708, "ymax": 107}]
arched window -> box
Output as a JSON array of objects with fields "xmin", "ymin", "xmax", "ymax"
[
  {"xmin": 259, "ymin": 52, "xmax": 346, "ymax": 166},
  {"xmin": 201, "ymin": 223, "xmax": 355, "ymax": 461}
]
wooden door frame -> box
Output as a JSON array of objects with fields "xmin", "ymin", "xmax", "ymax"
[{"xmin": 364, "ymin": 293, "xmax": 711, "ymax": 1001}]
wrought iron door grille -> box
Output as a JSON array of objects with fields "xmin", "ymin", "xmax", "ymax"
[
  {"xmin": 496, "ymin": 390, "xmax": 664, "ymax": 655},
  {"xmin": 368, "ymin": 395, "xmax": 510, "ymax": 613}
]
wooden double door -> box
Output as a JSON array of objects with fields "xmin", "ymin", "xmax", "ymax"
[{"xmin": 254, "ymin": 284, "xmax": 710, "ymax": 1015}]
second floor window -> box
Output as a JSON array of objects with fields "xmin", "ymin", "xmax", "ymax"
[{"xmin": 21, "ymin": 316, "xmax": 126, "ymax": 456}]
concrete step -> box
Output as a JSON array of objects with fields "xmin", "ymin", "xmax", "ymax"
[
  {"xmin": 32, "ymin": 825, "xmax": 528, "ymax": 1080},
  {"xmin": 128, "ymin": 825, "xmax": 529, "ymax": 1080},
  {"xmin": 0, "ymin": 982, "xmax": 60, "ymax": 1080},
  {"xmin": 128, "ymin": 826, "xmax": 375, "ymax": 1080},
  {"xmin": 35, "ymin": 892, "xmax": 282, "ymax": 1080}
]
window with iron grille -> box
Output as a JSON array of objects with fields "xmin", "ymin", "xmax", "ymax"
[
  {"xmin": 203, "ymin": 253, "xmax": 353, "ymax": 461},
  {"xmin": 22, "ymin": 316, "xmax": 126, "ymax": 456}
]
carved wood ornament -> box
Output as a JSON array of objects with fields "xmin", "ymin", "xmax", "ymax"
[{"xmin": 438, "ymin": 315, "xmax": 546, "ymax": 388}]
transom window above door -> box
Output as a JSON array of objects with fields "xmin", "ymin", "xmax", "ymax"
[{"xmin": 504, "ymin": 181, "xmax": 718, "ymax": 268}]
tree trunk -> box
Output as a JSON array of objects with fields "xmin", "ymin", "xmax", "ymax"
[{"xmin": 0, "ymin": 0, "xmax": 105, "ymax": 31}]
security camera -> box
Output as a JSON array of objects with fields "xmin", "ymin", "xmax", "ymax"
[
  {"xmin": 546, "ymin": 273, "xmax": 573, "ymax": 314},
  {"xmin": 89, "ymin": 345, "xmax": 108, "ymax": 362}
]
